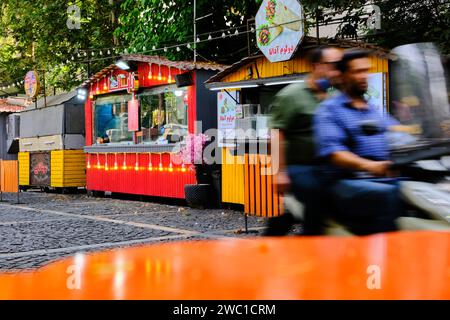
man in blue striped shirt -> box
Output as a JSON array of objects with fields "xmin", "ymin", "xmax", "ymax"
[{"xmin": 314, "ymin": 50, "xmax": 404, "ymax": 235}]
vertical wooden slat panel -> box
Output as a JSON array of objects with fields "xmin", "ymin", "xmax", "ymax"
[
  {"xmin": 255, "ymin": 154, "xmax": 261, "ymax": 216},
  {"xmin": 266, "ymin": 155, "xmax": 273, "ymax": 217},
  {"xmin": 272, "ymin": 164, "xmax": 279, "ymax": 216},
  {"xmin": 244, "ymin": 154, "xmax": 250, "ymax": 213},
  {"xmin": 249, "ymin": 154, "xmax": 255, "ymax": 215},
  {"xmin": 261, "ymin": 155, "xmax": 267, "ymax": 218}
]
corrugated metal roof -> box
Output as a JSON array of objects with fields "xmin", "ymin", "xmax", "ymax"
[
  {"xmin": 81, "ymin": 54, "xmax": 227, "ymax": 87},
  {"xmin": 206, "ymin": 37, "xmax": 391, "ymax": 84},
  {"xmin": 34, "ymin": 90, "xmax": 77, "ymax": 109},
  {"xmin": 0, "ymin": 99, "xmax": 26, "ymax": 113}
]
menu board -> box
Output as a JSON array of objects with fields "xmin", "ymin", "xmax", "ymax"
[{"xmin": 217, "ymin": 91, "xmax": 238, "ymax": 147}]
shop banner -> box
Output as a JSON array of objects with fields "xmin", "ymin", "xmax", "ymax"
[
  {"xmin": 217, "ymin": 91, "xmax": 238, "ymax": 147},
  {"xmin": 256, "ymin": 0, "xmax": 304, "ymax": 63},
  {"xmin": 128, "ymin": 99, "xmax": 140, "ymax": 132}
]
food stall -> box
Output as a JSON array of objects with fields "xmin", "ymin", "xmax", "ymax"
[
  {"xmin": 82, "ymin": 55, "xmax": 224, "ymax": 199},
  {"xmin": 205, "ymin": 37, "xmax": 391, "ymax": 217},
  {"xmin": 18, "ymin": 91, "xmax": 86, "ymax": 190}
]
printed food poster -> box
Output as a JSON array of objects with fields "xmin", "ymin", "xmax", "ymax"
[
  {"xmin": 365, "ymin": 73, "xmax": 387, "ymax": 115},
  {"xmin": 217, "ymin": 91, "xmax": 238, "ymax": 147},
  {"xmin": 256, "ymin": 0, "xmax": 304, "ymax": 63}
]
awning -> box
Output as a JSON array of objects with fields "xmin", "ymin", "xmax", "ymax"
[{"xmin": 205, "ymin": 74, "xmax": 306, "ymax": 91}]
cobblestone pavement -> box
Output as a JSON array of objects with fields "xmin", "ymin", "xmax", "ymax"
[{"xmin": 0, "ymin": 191, "xmax": 302, "ymax": 272}]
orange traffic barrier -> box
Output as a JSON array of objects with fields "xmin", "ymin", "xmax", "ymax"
[
  {"xmin": 0, "ymin": 160, "xmax": 18, "ymax": 193},
  {"xmin": 0, "ymin": 231, "xmax": 449, "ymax": 300}
]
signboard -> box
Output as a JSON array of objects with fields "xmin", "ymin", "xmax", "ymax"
[
  {"xmin": 128, "ymin": 98, "xmax": 140, "ymax": 132},
  {"xmin": 365, "ymin": 73, "xmax": 387, "ymax": 115},
  {"xmin": 24, "ymin": 71, "xmax": 40, "ymax": 99},
  {"xmin": 109, "ymin": 72, "xmax": 128, "ymax": 92},
  {"xmin": 30, "ymin": 152, "xmax": 50, "ymax": 186},
  {"xmin": 256, "ymin": 0, "xmax": 304, "ymax": 63},
  {"xmin": 217, "ymin": 91, "xmax": 238, "ymax": 147}
]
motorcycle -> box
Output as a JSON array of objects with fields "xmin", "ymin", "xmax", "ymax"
[{"xmin": 265, "ymin": 43, "xmax": 450, "ymax": 236}]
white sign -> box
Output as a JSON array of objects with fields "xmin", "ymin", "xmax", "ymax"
[
  {"xmin": 217, "ymin": 91, "xmax": 238, "ymax": 147},
  {"xmin": 365, "ymin": 73, "xmax": 387, "ymax": 115},
  {"xmin": 256, "ymin": 0, "xmax": 304, "ymax": 63}
]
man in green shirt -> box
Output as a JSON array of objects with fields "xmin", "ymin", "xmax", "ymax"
[{"xmin": 266, "ymin": 46, "xmax": 343, "ymax": 235}]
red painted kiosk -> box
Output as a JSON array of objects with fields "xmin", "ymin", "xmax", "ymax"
[{"xmin": 82, "ymin": 55, "xmax": 225, "ymax": 199}]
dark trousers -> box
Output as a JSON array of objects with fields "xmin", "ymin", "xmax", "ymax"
[
  {"xmin": 330, "ymin": 178, "xmax": 402, "ymax": 235},
  {"xmin": 288, "ymin": 165, "xmax": 331, "ymax": 235}
]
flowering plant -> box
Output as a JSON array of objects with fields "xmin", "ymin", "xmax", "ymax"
[{"xmin": 179, "ymin": 133, "xmax": 209, "ymax": 166}]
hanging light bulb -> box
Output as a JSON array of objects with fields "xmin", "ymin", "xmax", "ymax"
[
  {"xmin": 114, "ymin": 153, "xmax": 118, "ymax": 170},
  {"xmin": 135, "ymin": 154, "xmax": 139, "ymax": 171},
  {"xmin": 187, "ymin": 43, "xmax": 191, "ymax": 49},
  {"xmin": 99, "ymin": 50, "xmax": 103, "ymax": 56},
  {"xmin": 87, "ymin": 155, "xmax": 91, "ymax": 169},
  {"xmin": 152, "ymin": 45, "xmax": 156, "ymax": 51},
  {"xmin": 103, "ymin": 77, "xmax": 108, "ymax": 90},
  {"xmin": 235, "ymin": 29, "xmax": 239, "ymax": 36},
  {"xmin": 222, "ymin": 32, "xmax": 226, "ymax": 38},
  {"xmin": 122, "ymin": 153, "xmax": 127, "ymax": 170},
  {"xmin": 96, "ymin": 153, "xmax": 101, "ymax": 169},
  {"xmin": 176, "ymin": 47, "xmax": 181, "ymax": 52},
  {"xmin": 164, "ymin": 47, "xmax": 168, "ymax": 52},
  {"xmin": 77, "ymin": 53, "xmax": 81, "ymax": 58},
  {"xmin": 107, "ymin": 49, "xmax": 111, "ymax": 55},
  {"xmin": 208, "ymin": 34, "xmax": 212, "ymax": 40},
  {"xmin": 159, "ymin": 154, "xmax": 163, "ymax": 171},
  {"xmin": 96, "ymin": 80, "xmax": 100, "ymax": 94},
  {"xmin": 157, "ymin": 64, "xmax": 162, "ymax": 81},
  {"xmin": 66, "ymin": 60, "xmax": 70, "ymax": 64},
  {"xmin": 71, "ymin": 56, "xmax": 75, "ymax": 60},
  {"xmin": 148, "ymin": 153, "xmax": 153, "ymax": 171},
  {"xmin": 168, "ymin": 66, "xmax": 172, "ymax": 83},
  {"xmin": 196, "ymin": 36, "xmax": 201, "ymax": 42},
  {"xmin": 147, "ymin": 63, "xmax": 152, "ymax": 80},
  {"xmin": 104, "ymin": 154, "xmax": 109, "ymax": 171},
  {"xmin": 168, "ymin": 162, "xmax": 173, "ymax": 173},
  {"xmin": 89, "ymin": 84, "xmax": 94, "ymax": 99},
  {"xmin": 84, "ymin": 51, "xmax": 87, "ymax": 56},
  {"xmin": 181, "ymin": 163, "xmax": 186, "ymax": 173}
]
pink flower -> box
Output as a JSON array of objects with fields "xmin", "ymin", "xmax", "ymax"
[{"xmin": 179, "ymin": 133, "xmax": 209, "ymax": 166}]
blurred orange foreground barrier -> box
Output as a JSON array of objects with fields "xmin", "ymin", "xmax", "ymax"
[
  {"xmin": 0, "ymin": 231, "xmax": 449, "ymax": 300},
  {"xmin": 0, "ymin": 160, "xmax": 18, "ymax": 193}
]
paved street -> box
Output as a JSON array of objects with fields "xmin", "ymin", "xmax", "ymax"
[{"xmin": 0, "ymin": 191, "xmax": 300, "ymax": 272}]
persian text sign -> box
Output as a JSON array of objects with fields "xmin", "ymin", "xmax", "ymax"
[
  {"xmin": 256, "ymin": 0, "xmax": 304, "ymax": 63},
  {"xmin": 24, "ymin": 71, "xmax": 40, "ymax": 99},
  {"xmin": 217, "ymin": 91, "xmax": 237, "ymax": 147}
]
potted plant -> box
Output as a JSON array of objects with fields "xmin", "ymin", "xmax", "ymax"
[{"xmin": 179, "ymin": 133, "xmax": 212, "ymax": 208}]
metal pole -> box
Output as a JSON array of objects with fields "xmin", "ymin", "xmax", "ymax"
[
  {"xmin": 194, "ymin": 0, "xmax": 197, "ymax": 64},
  {"xmin": 42, "ymin": 69, "xmax": 47, "ymax": 108}
]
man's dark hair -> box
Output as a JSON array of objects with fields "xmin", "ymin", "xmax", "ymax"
[
  {"xmin": 308, "ymin": 46, "xmax": 332, "ymax": 64},
  {"xmin": 337, "ymin": 49, "xmax": 371, "ymax": 73}
]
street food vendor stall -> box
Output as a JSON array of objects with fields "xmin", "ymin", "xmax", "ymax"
[
  {"xmin": 82, "ymin": 55, "xmax": 224, "ymax": 199},
  {"xmin": 18, "ymin": 90, "xmax": 86, "ymax": 191},
  {"xmin": 205, "ymin": 37, "xmax": 391, "ymax": 217}
]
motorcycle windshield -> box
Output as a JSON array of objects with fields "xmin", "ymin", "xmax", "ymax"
[{"xmin": 390, "ymin": 43, "xmax": 450, "ymax": 142}]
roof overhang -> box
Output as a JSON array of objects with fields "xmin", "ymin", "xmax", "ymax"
[{"xmin": 205, "ymin": 74, "xmax": 306, "ymax": 91}]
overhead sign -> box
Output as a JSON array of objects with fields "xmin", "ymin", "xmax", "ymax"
[
  {"xmin": 24, "ymin": 71, "xmax": 40, "ymax": 99},
  {"xmin": 256, "ymin": 0, "xmax": 304, "ymax": 63}
]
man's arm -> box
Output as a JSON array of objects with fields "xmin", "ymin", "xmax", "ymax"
[
  {"xmin": 330, "ymin": 151, "xmax": 391, "ymax": 177},
  {"xmin": 273, "ymin": 129, "xmax": 291, "ymax": 193}
]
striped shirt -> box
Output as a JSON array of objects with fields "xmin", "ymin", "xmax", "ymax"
[{"xmin": 314, "ymin": 93, "xmax": 398, "ymax": 162}]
